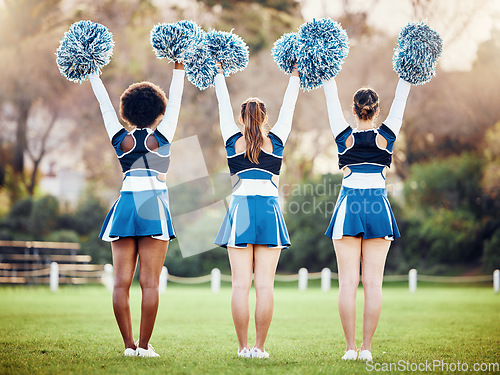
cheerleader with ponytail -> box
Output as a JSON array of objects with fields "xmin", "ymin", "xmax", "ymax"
[{"xmin": 213, "ymin": 62, "xmax": 300, "ymax": 359}]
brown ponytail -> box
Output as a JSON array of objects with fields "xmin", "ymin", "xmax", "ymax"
[
  {"xmin": 353, "ymin": 88, "xmax": 379, "ymax": 120},
  {"xmin": 241, "ymin": 98, "xmax": 267, "ymax": 164}
]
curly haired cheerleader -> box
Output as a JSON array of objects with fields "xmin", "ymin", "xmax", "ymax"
[
  {"xmin": 90, "ymin": 62, "xmax": 184, "ymax": 358},
  {"xmin": 213, "ymin": 62, "xmax": 300, "ymax": 358},
  {"xmin": 57, "ymin": 20, "xmax": 186, "ymax": 357},
  {"xmin": 323, "ymin": 22, "xmax": 442, "ymax": 362}
]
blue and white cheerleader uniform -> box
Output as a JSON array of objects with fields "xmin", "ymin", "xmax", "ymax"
[
  {"xmin": 88, "ymin": 70, "xmax": 185, "ymax": 242},
  {"xmin": 323, "ymin": 77, "xmax": 411, "ymax": 240},
  {"xmin": 213, "ymin": 73, "xmax": 300, "ymax": 249}
]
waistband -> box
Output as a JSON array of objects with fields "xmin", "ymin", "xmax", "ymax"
[
  {"xmin": 342, "ymin": 172, "xmax": 386, "ymax": 189},
  {"xmin": 232, "ymin": 179, "xmax": 278, "ymax": 197},
  {"xmin": 121, "ymin": 175, "xmax": 167, "ymax": 192},
  {"xmin": 124, "ymin": 169, "xmax": 164, "ymax": 177}
]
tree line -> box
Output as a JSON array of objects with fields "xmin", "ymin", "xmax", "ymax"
[{"xmin": 0, "ymin": 0, "xmax": 498, "ymax": 276}]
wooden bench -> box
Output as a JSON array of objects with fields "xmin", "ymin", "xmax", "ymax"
[{"xmin": 0, "ymin": 240, "xmax": 104, "ymax": 285}]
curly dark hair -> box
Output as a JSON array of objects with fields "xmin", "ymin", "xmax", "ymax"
[{"xmin": 119, "ymin": 81, "xmax": 167, "ymax": 128}]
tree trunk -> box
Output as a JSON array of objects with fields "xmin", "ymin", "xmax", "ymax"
[
  {"xmin": 0, "ymin": 140, "xmax": 7, "ymax": 186},
  {"xmin": 26, "ymin": 109, "xmax": 58, "ymax": 196},
  {"xmin": 13, "ymin": 100, "xmax": 30, "ymax": 176},
  {"xmin": 28, "ymin": 156, "xmax": 42, "ymax": 196}
]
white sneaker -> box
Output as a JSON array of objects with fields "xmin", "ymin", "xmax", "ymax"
[
  {"xmin": 251, "ymin": 347, "xmax": 269, "ymax": 359},
  {"xmin": 136, "ymin": 344, "xmax": 160, "ymax": 358},
  {"xmin": 358, "ymin": 350, "xmax": 372, "ymax": 361},
  {"xmin": 124, "ymin": 348, "xmax": 136, "ymax": 357},
  {"xmin": 342, "ymin": 349, "xmax": 357, "ymax": 360},
  {"xmin": 238, "ymin": 347, "xmax": 252, "ymax": 358}
]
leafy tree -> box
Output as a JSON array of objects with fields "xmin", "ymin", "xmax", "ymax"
[
  {"xmin": 402, "ymin": 208, "xmax": 481, "ymax": 267},
  {"xmin": 46, "ymin": 229, "xmax": 80, "ymax": 243},
  {"xmin": 30, "ymin": 195, "xmax": 59, "ymax": 239},
  {"xmin": 482, "ymin": 231, "xmax": 500, "ymax": 273},
  {"xmin": 79, "ymin": 230, "xmax": 112, "ymax": 265},
  {"xmin": 6, "ymin": 197, "xmax": 33, "ymax": 230},
  {"xmin": 279, "ymin": 174, "xmax": 342, "ymax": 273},
  {"xmin": 482, "ymin": 121, "xmax": 500, "ymax": 199},
  {"xmin": 72, "ymin": 195, "xmax": 109, "ymax": 236},
  {"xmin": 400, "ymin": 153, "xmax": 493, "ymax": 272},
  {"xmin": 0, "ymin": 0, "xmax": 69, "ymax": 201},
  {"xmin": 404, "ymin": 153, "xmax": 484, "ymax": 217}
]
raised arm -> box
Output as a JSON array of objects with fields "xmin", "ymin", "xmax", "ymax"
[
  {"xmin": 156, "ymin": 63, "xmax": 185, "ymax": 143},
  {"xmin": 271, "ymin": 66, "xmax": 300, "ymax": 144},
  {"xmin": 214, "ymin": 73, "xmax": 240, "ymax": 144},
  {"xmin": 382, "ymin": 78, "xmax": 411, "ymax": 137},
  {"xmin": 323, "ymin": 77, "xmax": 350, "ymax": 138},
  {"xmin": 88, "ymin": 72, "xmax": 123, "ymax": 140}
]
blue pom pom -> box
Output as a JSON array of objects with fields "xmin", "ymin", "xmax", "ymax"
[
  {"xmin": 271, "ymin": 32, "xmax": 299, "ymax": 74},
  {"xmin": 393, "ymin": 22, "xmax": 443, "ymax": 85},
  {"xmin": 206, "ymin": 30, "xmax": 249, "ymax": 76},
  {"xmin": 296, "ymin": 18, "xmax": 349, "ymax": 91},
  {"xmin": 150, "ymin": 20, "xmax": 203, "ymax": 62},
  {"xmin": 184, "ymin": 38, "xmax": 219, "ymax": 90},
  {"xmin": 56, "ymin": 20, "xmax": 114, "ymax": 83}
]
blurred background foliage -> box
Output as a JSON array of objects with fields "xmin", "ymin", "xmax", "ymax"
[{"xmin": 0, "ymin": 0, "xmax": 499, "ymax": 276}]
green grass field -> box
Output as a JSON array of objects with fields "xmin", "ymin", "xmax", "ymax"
[{"xmin": 0, "ymin": 283, "xmax": 499, "ymax": 374}]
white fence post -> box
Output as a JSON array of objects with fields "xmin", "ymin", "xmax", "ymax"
[
  {"xmin": 159, "ymin": 266, "xmax": 168, "ymax": 294},
  {"xmin": 50, "ymin": 262, "xmax": 59, "ymax": 292},
  {"xmin": 298, "ymin": 268, "xmax": 308, "ymax": 291},
  {"xmin": 494, "ymin": 269, "xmax": 499, "ymax": 294},
  {"xmin": 321, "ymin": 267, "xmax": 331, "ymax": 292},
  {"xmin": 409, "ymin": 268, "xmax": 417, "ymax": 294},
  {"xmin": 211, "ymin": 268, "xmax": 221, "ymax": 294},
  {"xmin": 103, "ymin": 264, "xmax": 113, "ymax": 292}
]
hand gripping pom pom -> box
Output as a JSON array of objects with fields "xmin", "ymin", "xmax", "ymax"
[
  {"xmin": 272, "ymin": 32, "xmax": 299, "ymax": 74},
  {"xmin": 206, "ymin": 30, "xmax": 249, "ymax": 76},
  {"xmin": 150, "ymin": 20, "xmax": 204, "ymax": 62},
  {"xmin": 296, "ymin": 18, "xmax": 349, "ymax": 91},
  {"xmin": 56, "ymin": 20, "xmax": 114, "ymax": 83},
  {"xmin": 184, "ymin": 37, "xmax": 219, "ymax": 90},
  {"xmin": 393, "ymin": 22, "xmax": 443, "ymax": 85}
]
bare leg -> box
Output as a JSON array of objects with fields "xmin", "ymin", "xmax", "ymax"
[
  {"xmin": 253, "ymin": 245, "xmax": 281, "ymax": 351},
  {"xmin": 333, "ymin": 236, "xmax": 362, "ymax": 351},
  {"xmin": 111, "ymin": 237, "xmax": 139, "ymax": 349},
  {"xmin": 228, "ymin": 246, "xmax": 253, "ymax": 351},
  {"xmin": 137, "ymin": 237, "xmax": 168, "ymax": 349},
  {"xmin": 360, "ymin": 237, "xmax": 390, "ymax": 352}
]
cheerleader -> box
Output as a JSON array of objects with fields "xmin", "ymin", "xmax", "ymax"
[
  {"xmin": 89, "ymin": 62, "xmax": 185, "ymax": 357},
  {"xmin": 323, "ymin": 75, "xmax": 411, "ymax": 361},
  {"xmin": 213, "ymin": 63, "xmax": 299, "ymax": 358}
]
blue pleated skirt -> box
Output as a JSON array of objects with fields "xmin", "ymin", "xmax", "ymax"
[
  {"xmin": 215, "ymin": 195, "xmax": 290, "ymax": 249},
  {"xmin": 325, "ymin": 186, "xmax": 400, "ymax": 240},
  {"xmin": 99, "ymin": 189, "xmax": 175, "ymax": 242}
]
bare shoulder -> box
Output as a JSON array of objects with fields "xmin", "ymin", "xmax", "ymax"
[
  {"xmin": 234, "ymin": 134, "xmax": 274, "ymax": 154},
  {"xmin": 146, "ymin": 133, "xmax": 159, "ymax": 151},
  {"xmin": 234, "ymin": 136, "xmax": 246, "ymax": 153},
  {"xmin": 120, "ymin": 134, "xmax": 135, "ymax": 153},
  {"xmin": 262, "ymin": 136, "xmax": 273, "ymax": 153},
  {"xmin": 376, "ymin": 133, "xmax": 388, "ymax": 149},
  {"xmin": 345, "ymin": 134, "xmax": 354, "ymax": 148}
]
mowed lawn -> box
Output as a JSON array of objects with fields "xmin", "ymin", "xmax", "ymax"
[{"xmin": 0, "ymin": 283, "xmax": 499, "ymax": 374}]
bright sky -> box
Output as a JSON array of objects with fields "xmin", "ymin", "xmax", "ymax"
[{"xmin": 300, "ymin": 0, "xmax": 500, "ymax": 71}]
